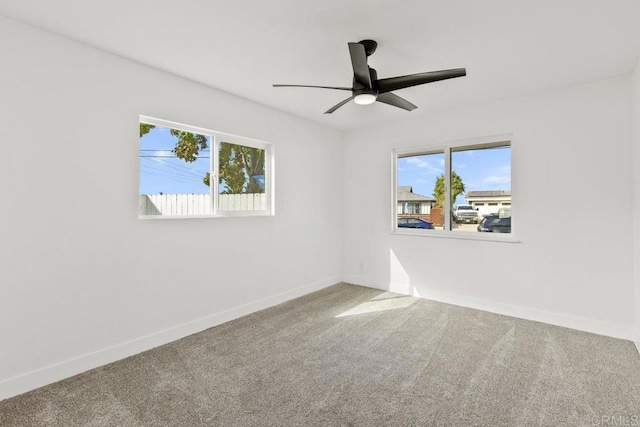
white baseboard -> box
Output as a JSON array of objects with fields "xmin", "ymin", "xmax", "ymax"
[
  {"xmin": 344, "ymin": 278, "xmax": 635, "ymax": 341},
  {"xmin": 342, "ymin": 275, "xmax": 366, "ymax": 288},
  {"xmin": 0, "ymin": 276, "xmax": 341, "ymax": 402},
  {"xmin": 634, "ymin": 329, "xmax": 640, "ymax": 356}
]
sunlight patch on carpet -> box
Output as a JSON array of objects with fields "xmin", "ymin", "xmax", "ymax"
[{"xmin": 336, "ymin": 295, "xmax": 416, "ymax": 317}]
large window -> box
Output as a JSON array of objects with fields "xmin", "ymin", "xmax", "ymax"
[
  {"xmin": 393, "ymin": 135, "xmax": 513, "ymax": 241},
  {"xmin": 139, "ymin": 116, "xmax": 273, "ymax": 218}
]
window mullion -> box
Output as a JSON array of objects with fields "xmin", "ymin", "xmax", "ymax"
[
  {"xmin": 444, "ymin": 146, "xmax": 451, "ymax": 231},
  {"xmin": 266, "ymin": 145, "xmax": 272, "ymax": 214},
  {"xmin": 211, "ymin": 135, "xmax": 219, "ymax": 215}
]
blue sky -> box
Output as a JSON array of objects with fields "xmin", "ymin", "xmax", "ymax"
[
  {"xmin": 139, "ymin": 126, "xmax": 211, "ymax": 195},
  {"xmin": 140, "ymin": 127, "xmax": 510, "ymax": 202},
  {"xmin": 397, "ymin": 146, "xmax": 511, "ymax": 205}
]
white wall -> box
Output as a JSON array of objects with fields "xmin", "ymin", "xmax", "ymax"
[
  {"xmin": 0, "ymin": 17, "xmax": 343, "ymax": 399},
  {"xmin": 343, "ymin": 76, "xmax": 635, "ymax": 340},
  {"xmin": 632, "ymin": 60, "xmax": 640, "ymax": 349}
]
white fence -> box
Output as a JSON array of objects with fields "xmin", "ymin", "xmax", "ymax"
[{"xmin": 139, "ymin": 193, "xmax": 266, "ymax": 216}]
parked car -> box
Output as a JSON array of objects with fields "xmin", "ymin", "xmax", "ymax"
[
  {"xmin": 477, "ymin": 214, "xmax": 511, "ymax": 233},
  {"xmin": 453, "ymin": 204, "xmax": 479, "ymax": 224},
  {"xmin": 398, "ymin": 218, "xmax": 435, "ymax": 229}
]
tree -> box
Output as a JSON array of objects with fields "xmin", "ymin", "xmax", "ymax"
[
  {"xmin": 217, "ymin": 142, "xmax": 265, "ymax": 194},
  {"xmin": 202, "ymin": 145, "xmax": 265, "ymax": 192},
  {"xmin": 433, "ymin": 172, "xmax": 465, "ymax": 208},
  {"xmin": 169, "ymin": 129, "xmax": 208, "ymax": 163}
]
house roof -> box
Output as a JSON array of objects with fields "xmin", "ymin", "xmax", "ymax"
[
  {"xmin": 398, "ymin": 186, "xmax": 434, "ymax": 202},
  {"xmin": 465, "ymin": 190, "xmax": 511, "ymax": 198}
]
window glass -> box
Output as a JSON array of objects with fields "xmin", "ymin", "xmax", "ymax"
[
  {"xmin": 218, "ymin": 141, "xmax": 266, "ymax": 211},
  {"xmin": 139, "ymin": 124, "xmax": 211, "ymax": 216},
  {"xmin": 450, "ymin": 144, "xmax": 511, "ymax": 233},
  {"xmin": 396, "ymin": 152, "xmax": 443, "ymax": 230}
]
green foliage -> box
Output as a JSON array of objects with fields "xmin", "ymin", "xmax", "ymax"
[
  {"xmin": 218, "ymin": 142, "xmax": 265, "ymax": 194},
  {"xmin": 139, "ymin": 123, "xmax": 155, "ymax": 137},
  {"xmin": 170, "ymin": 130, "xmax": 208, "ymax": 163},
  {"xmin": 433, "ymin": 171, "xmax": 465, "ymax": 208}
]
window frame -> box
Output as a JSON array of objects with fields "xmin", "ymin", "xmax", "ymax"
[
  {"xmin": 391, "ymin": 133, "xmax": 517, "ymax": 243},
  {"xmin": 139, "ymin": 115, "xmax": 274, "ymax": 219}
]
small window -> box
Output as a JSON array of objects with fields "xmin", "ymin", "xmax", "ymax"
[
  {"xmin": 393, "ymin": 135, "xmax": 513, "ymax": 241},
  {"xmin": 400, "ymin": 202, "xmax": 421, "ymax": 214},
  {"xmin": 139, "ymin": 117, "xmax": 273, "ymax": 218}
]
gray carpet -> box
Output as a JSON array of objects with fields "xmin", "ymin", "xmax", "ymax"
[{"xmin": 1, "ymin": 283, "xmax": 639, "ymax": 426}]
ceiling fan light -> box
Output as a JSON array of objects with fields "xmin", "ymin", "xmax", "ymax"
[{"xmin": 354, "ymin": 93, "xmax": 377, "ymax": 105}]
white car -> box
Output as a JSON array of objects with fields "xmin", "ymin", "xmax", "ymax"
[{"xmin": 453, "ymin": 205, "xmax": 479, "ymax": 224}]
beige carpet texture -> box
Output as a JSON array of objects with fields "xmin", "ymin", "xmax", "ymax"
[{"xmin": 1, "ymin": 283, "xmax": 639, "ymax": 426}]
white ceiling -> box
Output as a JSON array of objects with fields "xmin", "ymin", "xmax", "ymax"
[{"xmin": 1, "ymin": 0, "xmax": 639, "ymax": 130}]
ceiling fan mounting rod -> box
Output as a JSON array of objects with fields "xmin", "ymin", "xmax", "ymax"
[{"xmin": 358, "ymin": 39, "xmax": 378, "ymax": 57}]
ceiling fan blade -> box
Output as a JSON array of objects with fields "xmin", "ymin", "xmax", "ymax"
[
  {"xmin": 324, "ymin": 97, "xmax": 353, "ymax": 114},
  {"xmin": 348, "ymin": 42, "xmax": 372, "ymax": 89},
  {"xmin": 377, "ymin": 68, "xmax": 466, "ymax": 94},
  {"xmin": 376, "ymin": 92, "xmax": 418, "ymax": 111},
  {"xmin": 273, "ymin": 84, "xmax": 352, "ymax": 91}
]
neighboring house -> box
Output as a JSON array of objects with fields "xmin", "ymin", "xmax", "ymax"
[
  {"xmin": 465, "ymin": 190, "xmax": 511, "ymax": 217},
  {"xmin": 397, "ymin": 186, "xmax": 435, "ymax": 215}
]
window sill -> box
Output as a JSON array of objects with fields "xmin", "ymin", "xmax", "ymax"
[
  {"xmin": 139, "ymin": 211, "xmax": 273, "ymax": 220},
  {"xmin": 391, "ymin": 228, "xmax": 520, "ymax": 243}
]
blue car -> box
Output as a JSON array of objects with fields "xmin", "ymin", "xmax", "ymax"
[{"xmin": 397, "ymin": 218, "xmax": 435, "ymax": 229}]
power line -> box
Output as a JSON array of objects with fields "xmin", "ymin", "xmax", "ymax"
[
  {"xmin": 140, "ymin": 164, "xmax": 202, "ymax": 180},
  {"xmin": 139, "ymin": 169, "xmax": 201, "ymax": 185},
  {"xmin": 139, "ymin": 149, "xmax": 210, "ymax": 152},
  {"xmin": 140, "ymin": 160, "xmax": 205, "ymax": 181},
  {"xmin": 140, "ymin": 166, "xmax": 204, "ymax": 184},
  {"xmin": 140, "ymin": 155, "xmax": 210, "ymax": 158},
  {"xmin": 141, "ymin": 157, "xmax": 208, "ymax": 177}
]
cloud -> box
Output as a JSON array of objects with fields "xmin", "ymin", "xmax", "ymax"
[
  {"xmin": 405, "ymin": 157, "xmax": 443, "ymax": 174},
  {"xmin": 406, "ymin": 157, "xmax": 428, "ymax": 167}
]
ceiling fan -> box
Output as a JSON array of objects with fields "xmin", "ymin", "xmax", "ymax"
[{"xmin": 273, "ymin": 40, "xmax": 466, "ymax": 114}]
